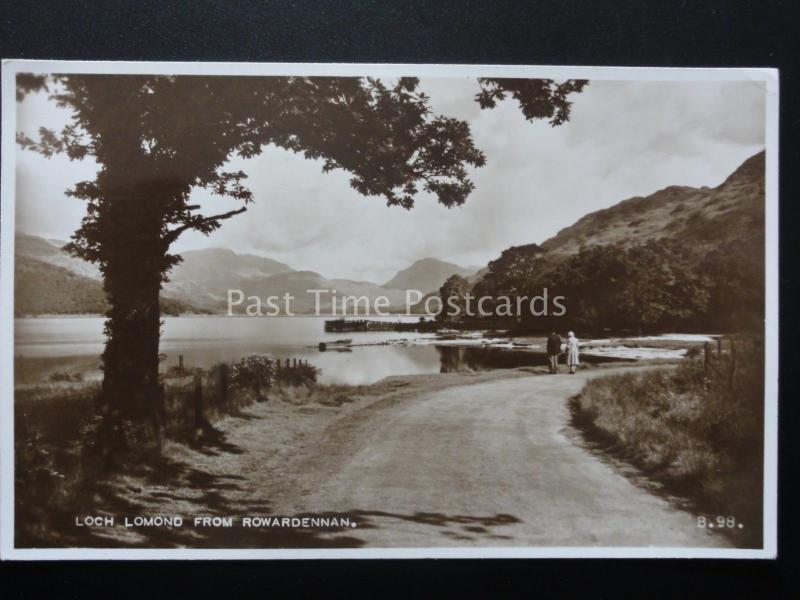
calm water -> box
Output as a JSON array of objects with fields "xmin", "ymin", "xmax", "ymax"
[{"xmin": 15, "ymin": 316, "xmax": 549, "ymax": 385}]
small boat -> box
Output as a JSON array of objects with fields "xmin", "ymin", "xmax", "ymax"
[{"xmin": 318, "ymin": 338, "xmax": 353, "ymax": 351}]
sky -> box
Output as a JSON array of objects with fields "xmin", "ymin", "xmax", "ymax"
[{"xmin": 15, "ymin": 76, "xmax": 765, "ymax": 284}]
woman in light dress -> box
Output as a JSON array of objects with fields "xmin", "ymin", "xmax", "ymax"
[{"xmin": 566, "ymin": 331, "xmax": 580, "ymax": 374}]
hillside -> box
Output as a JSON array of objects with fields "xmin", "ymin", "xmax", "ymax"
[
  {"xmin": 168, "ymin": 247, "xmax": 292, "ymax": 286},
  {"xmin": 15, "ymin": 232, "xmax": 101, "ymax": 279},
  {"xmin": 540, "ymin": 151, "xmax": 765, "ymax": 256},
  {"xmin": 14, "ymin": 256, "xmax": 201, "ymax": 317},
  {"xmin": 459, "ymin": 151, "xmax": 767, "ymax": 333},
  {"xmin": 162, "ymin": 247, "xmax": 294, "ymax": 310},
  {"xmin": 383, "ymin": 258, "xmax": 475, "ymax": 294},
  {"xmin": 218, "ymin": 270, "xmax": 408, "ymax": 314}
]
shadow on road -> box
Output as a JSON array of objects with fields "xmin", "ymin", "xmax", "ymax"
[
  {"xmin": 19, "ymin": 417, "xmax": 525, "ymax": 549},
  {"xmin": 348, "ymin": 510, "xmax": 521, "ymax": 543},
  {"xmin": 17, "ymin": 422, "xmax": 366, "ymax": 549}
]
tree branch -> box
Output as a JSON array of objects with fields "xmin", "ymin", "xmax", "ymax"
[{"xmin": 162, "ymin": 206, "xmax": 248, "ymax": 246}]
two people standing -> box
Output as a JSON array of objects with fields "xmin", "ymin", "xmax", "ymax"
[{"xmin": 546, "ymin": 330, "xmax": 580, "ymax": 374}]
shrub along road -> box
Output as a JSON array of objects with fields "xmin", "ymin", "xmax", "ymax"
[{"xmin": 102, "ymin": 368, "xmax": 729, "ymax": 549}]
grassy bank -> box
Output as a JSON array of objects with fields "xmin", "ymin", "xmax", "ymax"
[
  {"xmin": 15, "ymin": 358, "xmax": 538, "ymax": 547},
  {"xmin": 570, "ymin": 337, "xmax": 764, "ymax": 547},
  {"xmin": 14, "ymin": 355, "xmax": 319, "ymax": 547}
]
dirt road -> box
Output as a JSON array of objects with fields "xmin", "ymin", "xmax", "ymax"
[
  {"xmin": 278, "ymin": 371, "xmax": 727, "ymax": 548},
  {"xmin": 101, "ymin": 369, "xmax": 728, "ymax": 549}
]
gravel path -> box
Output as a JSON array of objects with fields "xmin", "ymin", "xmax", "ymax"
[{"xmin": 93, "ymin": 368, "xmax": 728, "ymax": 549}]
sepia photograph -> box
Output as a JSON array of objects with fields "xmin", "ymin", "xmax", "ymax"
[{"xmin": 0, "ymin": 61, "xmax": 778, "ymax": 559}]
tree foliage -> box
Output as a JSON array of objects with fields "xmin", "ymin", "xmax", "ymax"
[
  {"xmin": 477, "ymin": 78, "xmax": 588, "ymax": 125},
  {"xmin": 476, "ymin": 239, "xmax": 761, "ymax": 334},
  {"xmin": 16, "ymin": 72, "xmax": 587, "ymax": 448},
  {"xmin": 17, "ymin": 75, "xmax": 492, "ymax": 270},
  {"xmin": 437, "ymin": 273, "xmax": 471, "ymax": 322}
]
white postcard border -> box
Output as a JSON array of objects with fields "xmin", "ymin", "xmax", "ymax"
[{"xmin": 0, "ymin": 60, "xmax": 780, "ymax": 560}]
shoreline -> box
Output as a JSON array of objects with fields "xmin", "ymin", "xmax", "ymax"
[{"xmin": 347, "ymin": 330, "xmax": 716, "ymax": 361}]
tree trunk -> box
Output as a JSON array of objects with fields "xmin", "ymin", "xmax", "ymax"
[{"xmin": 98, "ymin": 191, "xmax": 167, "ymax": 455}]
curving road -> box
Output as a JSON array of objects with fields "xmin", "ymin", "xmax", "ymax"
[{"xmin": 286, "ymin": 371, "xmax": 728, "ymax": 548}]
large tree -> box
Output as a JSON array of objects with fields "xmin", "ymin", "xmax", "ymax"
[{"xmin": 17, "ymin": 74, "xmax": 586, "ymax": 450}]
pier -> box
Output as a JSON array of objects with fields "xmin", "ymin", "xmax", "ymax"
[{"xmin": 324, "ymin": 318, "xmax": 440, "ymax": 333}]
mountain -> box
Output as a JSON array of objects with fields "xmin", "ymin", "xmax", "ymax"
[
  {"xmin": 540, "ymin": 151, "xmax": 765, "ymax": 256},
  {"xmin": 15, "ymin": 255, "xmax": 107, "ymax": 316},
  {"xmin": 224, "ymin": 270, "xmax": 408, "ymax": 314},
  {"xmin": 383, "ymin": 258, "xmax": 476, "ymax": 294},
  {"xmin": 14, "ymin": 255, "xmax": 200, "ymax": 317},
  {"xmin": 14, "ymin": 232, "xmax": 413, "ymax": 314},
  {"xmin": 163, "ymin": 247, "xmax": 294, "ymax": 310},
  {"xmin": 169, "ymin": 247, "xmax": 292, "ymax": 285},
  {"xmin": 14, "ymin": 234, "xmax": 209, "ymax": 315},
  {"xmin": 165, "ymin": 249, "xmax": 411, "ymax": 313},
  {"xmin": 15, "ymin": 232, "xmax": 101, "ymax": 279},
  {"xmin": 458, "ymin": 151, "xmax": 767, "ymax": 333}
]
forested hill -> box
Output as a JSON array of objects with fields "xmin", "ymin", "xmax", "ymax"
[
  {"xmin": 462, "ymin": 151, "xmax": 766, "ymax": 334},
  {"xmin": 14, "ymin": 255, "xmax": 204, "ymax": 317},
  {"xmin": 540, "ymin": 151, "xmax": 765, "ymax": 256}
]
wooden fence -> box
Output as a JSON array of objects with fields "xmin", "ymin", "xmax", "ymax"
[
  {"xmin": 702, "ymin": 335, "xmax": 764, "ymax": 390},
  {"xmin": 162, "ymin": 355, "xmax": 317, "ymax": 441}
]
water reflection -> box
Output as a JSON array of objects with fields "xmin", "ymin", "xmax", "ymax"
[
  {"xmin": 437, "ymin": 346, "xmax": 548, "ymax": 373},
  {"xmin": 436, "ymin": 346, "xmax": 632, "ymax": 374}
]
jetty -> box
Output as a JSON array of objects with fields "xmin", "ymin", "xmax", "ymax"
[{"xmin": 324, "ymin": 318, "xmax": 440, "ymax": 333}]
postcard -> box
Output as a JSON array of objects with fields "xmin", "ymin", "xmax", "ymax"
[{"xmin": 0, "ymin": 61, "xmax": 778, "ymax": 559}]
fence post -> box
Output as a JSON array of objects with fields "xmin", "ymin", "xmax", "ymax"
[
  {"xmin": 193, "ymin": 372, "xmax": 203, "ymax": 428},
  {"xmin": 178, "ymin": 354, "xmax": 184, "ymax": 373},
  {"xmin": 704, "ymin": 342, "xmax": 711, "ymax": 379},
  {"xmin": 219, "ymin": 363, "xmax": 228, "ymax": 405},
  {"xmin": 717, "ymin": 338, "xmax": 722, "ymax": 355},
  {"xmin": 293, "ymin": 358, "xmax": 297, "ymax": 368}
]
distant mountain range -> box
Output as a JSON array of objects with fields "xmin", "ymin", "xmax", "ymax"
[
  {"xmin": 13, "ymin": 234, "xmax": 473, "ymax": 315},
  {"xmin": 13, "ymin": 150, "xmax": 763, "ymax": 316}
]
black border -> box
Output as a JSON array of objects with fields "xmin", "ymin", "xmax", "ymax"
[{"xmin": 1, "ymin": 0, "xmax": 797, "ymax": 595}]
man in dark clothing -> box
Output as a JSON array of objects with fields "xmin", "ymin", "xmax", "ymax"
[{"xmin": 546, "ymin": 332, "xmax": 562, "ymax": 374}]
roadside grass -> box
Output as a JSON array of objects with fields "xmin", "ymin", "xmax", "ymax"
[
  {"xmin": 11, "ymin": 367, "xmax": 445, "ymax": 546},
  {"xmin": 570, "ymin": 338, "xmax": 764, "ymax": 547},
  {"xmin": 270, "ymin": 382, "xmax": 368, "ymax": 407},
  {"xmin": 15, "ymin": 365, "xmax": 535, "ymax": 547}
]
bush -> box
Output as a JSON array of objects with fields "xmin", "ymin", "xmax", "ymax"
[
  {"xmin": 49, "ymin": 370, "xmax": 83, "ymax": 382},
  {"xmin": 572, "ymin": 337, "xmax": 764, "ymax": 547},
  {"xmin": 229, "ymin": 354, "xmax": 276, "ymax": 397},
  {"xmin": 15, "ymin": 383, "xmax": 102, "ymax": 546}
]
